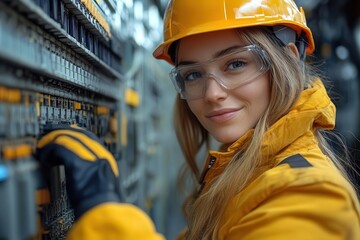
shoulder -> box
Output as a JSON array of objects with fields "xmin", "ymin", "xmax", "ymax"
[
  {"xmin": 257, "ymin": 153, "xmax": 356, "ymax": 199},
  {"xmin": 230, "ymin": 153, "xmax": 360, "ymax": 217},
  {"xmin": 220, "ymin": 154, "xmax": 360, "ymax": 239}
]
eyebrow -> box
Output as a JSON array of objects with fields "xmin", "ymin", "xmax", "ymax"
[
  {"xmin": 177, "ymin": 45, "xmax": 244, "ymax": 67},
  {"xmin": 214, "ymin": 45, "xmax": 243, "ymax": 58}
]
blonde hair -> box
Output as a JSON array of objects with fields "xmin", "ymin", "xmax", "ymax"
[{"xmin": 172, "ymin": 27, "xmax": 354, "ymax": 239}]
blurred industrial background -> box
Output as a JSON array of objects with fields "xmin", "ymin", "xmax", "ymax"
[{"xmin": 0, "ymin": 0, "xmax": 359, "ymax": 239}]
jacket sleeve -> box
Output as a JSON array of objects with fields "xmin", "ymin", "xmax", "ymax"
[
  {"xmin": 67, "ymin": 203, "xmax": 165, "ymax": 240},
  {"xmin": 226, "ymin": 182, "xmax": 360, "ymax": 240}
]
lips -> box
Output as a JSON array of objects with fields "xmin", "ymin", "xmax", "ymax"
[{"xmin": 206, "ymin": 108, "xmax": 242, "ymax": 123}]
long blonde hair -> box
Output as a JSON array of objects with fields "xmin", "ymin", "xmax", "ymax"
[{"xmin": 172, "ymin": 27, "xmax": 354, "ymax": 239}]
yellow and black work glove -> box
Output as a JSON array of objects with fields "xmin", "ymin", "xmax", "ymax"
[{"xmin": 35, "ymin": 126, "xmax": 122, "ymax": 220}]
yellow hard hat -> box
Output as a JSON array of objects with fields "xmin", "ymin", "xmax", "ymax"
[{"xmin": 153, "ymin": 0, "xmax": 315, "ymax": 65}]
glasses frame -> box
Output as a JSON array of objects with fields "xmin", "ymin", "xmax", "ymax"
[{"xmin": 169, "ymin": 45, "xmax": 271, "ymax": 100}]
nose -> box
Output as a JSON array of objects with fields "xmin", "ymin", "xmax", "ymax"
[{"xmin": 203, "ymin": 75, "xmax": 228, "ymax": 102}]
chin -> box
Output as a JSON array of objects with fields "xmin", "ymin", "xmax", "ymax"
[
  {"xmin": 213, "ymin": 133, "xmax": 242, "ymax": 144},
  {"xmin": 210, "ymin": 126, "xmax": 250, "ymax": 144}
]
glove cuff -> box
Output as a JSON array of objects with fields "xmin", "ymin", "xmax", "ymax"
[{"xmin": 74, "ymin": 192, "xmax": 121, "ymax": 220}]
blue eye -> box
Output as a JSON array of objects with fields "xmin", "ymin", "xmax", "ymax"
[
  {"xmin": 184, "ymin": 71, "xmax": 202, "ymax": 81},
  {"xmin": 227, "ymin": 60, "xmax": 246, "ymax": 71}
]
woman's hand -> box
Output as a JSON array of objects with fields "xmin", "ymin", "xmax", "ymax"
[{"xmin": 35, "ymin": 125, "xmax": 122, "ymax": 219}]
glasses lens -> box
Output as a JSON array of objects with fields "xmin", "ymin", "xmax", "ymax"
[
  {"xmin": 218, "ymin": 45, "xmax": 270, "ymax": 89},
  {"xmin": 170, "ymin": 45, "xmax": 270, "ymax": 100}
]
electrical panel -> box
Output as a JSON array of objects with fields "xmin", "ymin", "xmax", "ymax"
[
  {"xmin": 0, "ymin": 0, "xmax": 144, "ymax": 239},
  {"xmin": 0, "ymin": 0, "xmax": 182, "ymax": 238}
]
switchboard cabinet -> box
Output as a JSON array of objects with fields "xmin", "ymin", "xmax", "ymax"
[
  {"xmin": 0, "ymin": 0, "xmax": 173, "ymax": 239},
  {"xmin": 0, "ymin": 0, "xmax": 122, "ymax": 238}
]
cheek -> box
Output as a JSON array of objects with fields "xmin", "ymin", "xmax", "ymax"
[
  {"xmin": 186, "ymin": 101, "xmax": 202, "ymax": 120},
  {"xmin": 186, "ymin": 100, "xmax": 211, "ymax": 131},
  {"xmin": 236, "ymin": 77, "xmax": 271, "ymax": 103}
]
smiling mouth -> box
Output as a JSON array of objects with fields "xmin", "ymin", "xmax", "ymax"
[{"xmin": 206, "ymin": 108, "xmax": 242, "ymax": 123}]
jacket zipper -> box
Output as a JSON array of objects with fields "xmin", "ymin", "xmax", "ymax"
[
  {"xmin": 199, "ymin": 156, "xmax": 216, "ymax": 184},
  {"xmin": 197, "ymin": 156, "xmax": 216, "ymax": 196}
]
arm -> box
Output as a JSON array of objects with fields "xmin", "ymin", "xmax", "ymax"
[{"xmin": 68, "ymin": 203, "xmax": 164, "ymax": 240}]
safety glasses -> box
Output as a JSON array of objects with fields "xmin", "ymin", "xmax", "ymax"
[{"xmin": 169, "ymin": 45, "xmax": 271, "ymax": 100}]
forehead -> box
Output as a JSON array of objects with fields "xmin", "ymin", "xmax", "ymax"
[{"xmin": 177, "ymin": 29, "xmax": 245, "ymax": 61}]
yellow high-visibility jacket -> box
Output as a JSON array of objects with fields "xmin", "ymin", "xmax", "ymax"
[{"xmin": 68, "ymin": 79, "xmax": 360, "ymax": 240}]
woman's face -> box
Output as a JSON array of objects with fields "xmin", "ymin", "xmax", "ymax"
[{"xmin": 177, "ymin": 29, "xmax": 271, "ymax": 144}]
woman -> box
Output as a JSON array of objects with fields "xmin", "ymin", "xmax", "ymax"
[
  {"xmin": 152, "ymin": 0, "xmax": 360, "ymax": 238},
  {"xmin": 36, "ymin": 0, "xmax": 360, "ymax": 239}
]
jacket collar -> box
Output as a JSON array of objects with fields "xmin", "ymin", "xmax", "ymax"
[{"xmin": 199, "ymin": 79, "xmax": 335, "ymax": 184}]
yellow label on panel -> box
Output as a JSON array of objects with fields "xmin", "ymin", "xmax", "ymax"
[
  {"xmin": 125, "ymin": 88, "xmax": 140, "ymax": 107},
  {"xmin": 121, "ymin": 115, "xmax": 128, "ymax": 146}
]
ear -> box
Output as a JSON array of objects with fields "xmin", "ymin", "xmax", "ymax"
[{"xmin": 287, "ymin": 43, "xmax": 300, "ymax": 59}]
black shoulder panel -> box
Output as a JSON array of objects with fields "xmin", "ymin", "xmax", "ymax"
[{"xmin": 278, "ymin": 154, "xmax": 313, "ymax": 168}]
